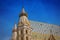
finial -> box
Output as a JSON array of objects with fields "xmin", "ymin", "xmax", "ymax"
[
  {"xmin": 22, "ymin": 0, "xmax": 24, "ymax": 8},
  {"xmin": 12, "ymin": 23, "xmax": 17, "ymax": 32},
  {"xmin": 21, "ymin": 0, "xmax": 25, "ymax": 13},
  {"xmin": 14, "ymin": 23, "xmax": 17, "ymax": 29},
  {"xmin": 21, "ymin": 7, "xmax": 26, "ymax": 13}
]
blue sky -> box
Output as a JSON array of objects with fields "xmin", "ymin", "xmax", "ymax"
[{"xmin": 0, "ymin": 0, "xmax": 60, "ymax": 40}]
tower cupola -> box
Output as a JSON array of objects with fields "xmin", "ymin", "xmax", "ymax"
[
  {"xmin": 18, "ymin": 8, "xmax": 30, "ymax": 26},
  {"xmin": 19, "ymin": 8, "xmax": 27, "ymax": 17}
]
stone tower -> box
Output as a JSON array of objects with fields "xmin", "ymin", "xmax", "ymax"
[
  {"xmin": 12, "ymin": 24, "xmax": 17, "ymax": 40},
  {"xmin": 17, "ymin": 8, "xmax": 32, "ymax": 40}
]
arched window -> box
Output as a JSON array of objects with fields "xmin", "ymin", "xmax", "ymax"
[
  {"xmin": 21, "ymin": 30, "xmax": 23, "ymax": 34},
  {"xmin": 26, "ymin": 37, "xmax": 28, "ymax": 40},
  {"xmin": 26, "ymin": 30, "xmax": 28, "ymax": 34},
  {"xmin": 21, "ymin": 37, "xmax": 23, "ymax": 40}
]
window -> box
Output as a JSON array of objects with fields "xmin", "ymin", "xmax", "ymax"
[
  {"xmin": 21, "ymin": 30, "xmax": 23, "ymax": 34},
  {"xmin": 26, "ymin": 37, "xmax": 28, "ymax": 40},
  {"xmin": 26, "ymin": 30, "xmax": 28, "ymax": 34},
  {"xmin": 21, "ymin": 37, "xmax": 23, "ymax": 40}
]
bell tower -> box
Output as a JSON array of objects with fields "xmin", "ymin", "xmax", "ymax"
[{"xmin": 17, "ymin": 8, "xmax": 32, "ymax": 40}]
